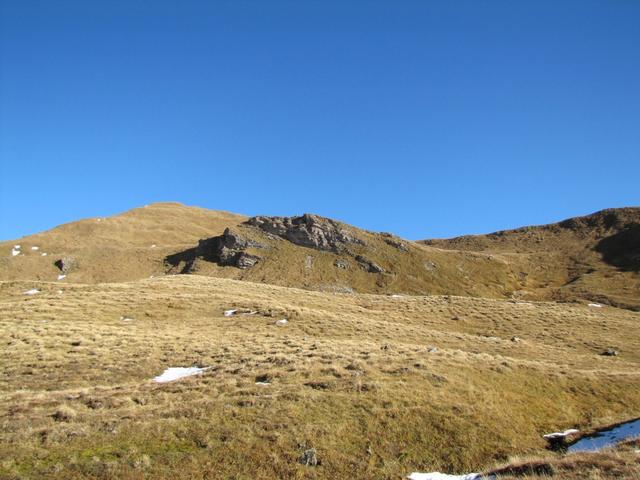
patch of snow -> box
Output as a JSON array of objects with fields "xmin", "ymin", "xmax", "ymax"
[
  {"xmin": 41, "ymin": 252, "xmax": 48, "ymax": 256},
  {"xmin": 57, "ymin": 274, "xmax": 66, "ymax": 281},
  {"xmin": 275, "ymin": 319, "xmax": 288, "ymax": 326},
  {"xmin": 391, "ymin": 294, "xmax": 403, "ymax": 298},
  {"xmin": 588, "ymin": 303, "xmax": 602, "ymax": 308},
  {"xmin": 57, "ymin": 290, "xmax": 64, "ymax": 295},
  {"xmin": 408, "ymin": 473, "xmax": 484, "ymax": 480},
  {"xmin": 11, "ymin": 248, "xmax": 20, "ymax": 256},
  {"xmin": 153, "ymin": 367, "xmax": 207, "ymax": 383},
  {"xmin": 31, "ymin": 246, "xmax": 39, "ymax": 251},
  {"xmin": 224, "ymin": 309, "xmax": 238, "ymax": 317},
  {"xmin": 14, "ymin": 245, "xmax": 21, "ymax": 249},
  {"xmin": 24, "ymin": 289, "xmax": 40, "ymax": 295},
  {"xmin": 543, "ymin": 429, "xmax": 579, "ymax": 439},
  {"xmin": 568, "ymin": 418, "xmax": 640, "ymax": 453},
  {"xmin": 120, "ymin": 316, "xmax": 134, "ymax": 322},
  {"xmin": 255, "ymin": 381, "xmax": 270, "ymax": 386},
  {"xmin": 150, "ymin": 244, "xmax": 157, "ymax": 248}
]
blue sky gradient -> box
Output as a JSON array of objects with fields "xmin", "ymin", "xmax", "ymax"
[{"xmin": 1, "ymin": 1, "xmax": 639, "ymax": 240}]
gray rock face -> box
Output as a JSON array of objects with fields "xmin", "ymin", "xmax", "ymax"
[
  {"xmin": 197, "ymin": 228, "xmax": 264, "ymax": 269},
  {"xmin": 246, "ymin": 214, "xmax": 364, "ymax": 252}
]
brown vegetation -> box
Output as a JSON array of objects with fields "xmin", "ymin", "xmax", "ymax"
[{"xmin": 1, "ymin": 275, "xmax": 639, "ymax": 479}]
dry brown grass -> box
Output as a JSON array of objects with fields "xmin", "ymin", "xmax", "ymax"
[{"xmin": 1, "ymin": 275, "xmax": 639, "ymax": 479}]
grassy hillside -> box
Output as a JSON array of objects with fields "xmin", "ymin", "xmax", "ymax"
[
  {"xmin": 1, "ymin": 275, "xmax": 639, "ymax": 479},
  {"xmin": 4, "ymin": 203, "xmax": 638, "ymax": 311},
  {"xmin": 421, "ymin": 207, "xmax": 640, "ymax": 311},
  {"xmin": 0, "ymin": 203, "xmax": 246, "ymax": 283}
]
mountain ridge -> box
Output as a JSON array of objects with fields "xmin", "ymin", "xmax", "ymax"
[{"xmin": 2, "ymin": 203, "xmax": 638, "ymax": 309}]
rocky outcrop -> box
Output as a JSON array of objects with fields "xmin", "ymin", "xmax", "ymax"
[
  {"xmin": 355, "ymin": 255, "xmax": 384, "ymax": 273},
  {"xmin": 165, "ymin": 228, "xmax": 264, "ymax": 272},
  {"xmin": 196, "ymin": 228, "xmax": 264, "ymax": 269},
  {"xmin": 380, "ymin": 233, "xmax": 409, "ymax": 252},
  {"xmin": 246, "ymin": 214, "xmax": 364, "ymax": 252}
]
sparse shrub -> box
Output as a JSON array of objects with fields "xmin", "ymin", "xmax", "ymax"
[{"xmin": 52, "ymin": 405, "xmax": 77, "ymax": 422}]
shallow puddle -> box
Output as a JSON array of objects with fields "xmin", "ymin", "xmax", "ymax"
[{"xmin": 568, "ymin": 418, "xmax": 640, "ymax": 452}]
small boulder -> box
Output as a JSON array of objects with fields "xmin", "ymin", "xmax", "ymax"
[
  {"xmin": 601, "ymin": 348, "xmax": 618, "ymax": 356},
  {"xmin": 334, "ymin": 259, "xmax": 349, "ymax": 269},
  {"xmin": 298, "ymin": 448, "xmax": 319, "ymax": 466},
  {"xmin": 54, "ymin": 257, "xmax": 77, "ymax": 274}
]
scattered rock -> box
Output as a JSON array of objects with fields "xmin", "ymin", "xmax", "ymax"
[
  {"xmin": 427, "ymin": 346, "xmax": 438, "ymax": 353},
  {"xmin": 511, "ymin": 336, "xmax": 521, "ymax": 343},
  {"xmin": 424, "ymin": 261, "xmax": 437, "ymax": 272},
  {"xmin": 601, "ymin": 348, "xmax": 618, "ymax": 356},
  {"xmin": 298, "ymin": 448, "xmax": 319, "ymax": 466},
  {"xmin": 235, "ymin": 252, "xmax": 261, "ymax": 269},
  {"xmin": 305, "ymin": 255, "xmax": 314, "ymax": 269},
  {"xmin": 247, "ymin": 214, "xmax": 365, "ymax": 252},
  {"xmin": 382, "ymin": 236, "xmax": 409, "ymax": 252},
  {"xmin": 334, "ymin": 259, "xmax": 349, "ymax": 269},
  {"xmin": 355, "ymin": 255, "xmax": 384, "ymax": 273},
  {"xmin": 54, "ymin": 257, "xmax": 77, "ymax": 274}
]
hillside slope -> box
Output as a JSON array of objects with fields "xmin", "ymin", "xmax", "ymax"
[
  {"xmin": 420, "ymin": 208, "xmax": 640, "ymax": 310},
  {"xmin": 2, "ymin": 204, "xmax": 638, "ymax": 309},
  {"xmin": 0, "ymin": 203, "xmax": 246, "ymax": 283}
]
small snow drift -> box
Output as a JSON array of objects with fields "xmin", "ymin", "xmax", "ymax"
[
  {"xmin": 57, "ymin": 275, "xmax": 66, "ymax": 281},
  {"xmin": 224, "ymin": 309, "xmax": 258, "ymax": 317},
  {"xmin": 24, "ymin": 289, "xmax": 40, "ymax": 295},
  {"xmin": 31, "ymin": 246, "xmax": 39, "ymax": 251},
  {"xmin": 568, "ymin": 418, "xmax": 640, "ymax": 452},
  {"xmin": 41, "ymin": 252, "xmax": 48, "ymax": 256},
  {"xmin": 543, "ymin": 429, "xmax": 579, "ymax": 439},
  {"xmin": 408, "ymin": 473, "xmax": 484, "ymax": 480},
  {"xmin": 11, "ymin": 248, "xmax": 20, "ymax": 256},
  {"xmin": 153, "ymin": 367, "xmax": 207, "ymax": 383},
  {"xmin": 255, "ymin": 381, "xmax": 270, "ymax": 386},
  {"xmin": 588, "ymin": 303, "xmax": 603, "ymax": 308},
  {"xmin": 275, "ymin": 319, "xmax": 288, "ymax": 326}
]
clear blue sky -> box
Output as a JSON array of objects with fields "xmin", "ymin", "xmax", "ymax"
[{"xmin": 1, "ymin": 1, "xmax": 639, "ymax": 241}]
